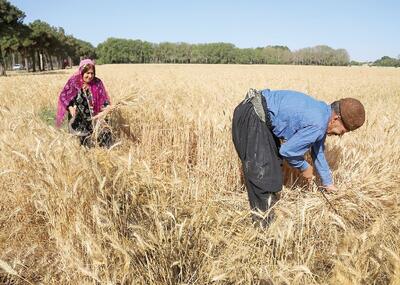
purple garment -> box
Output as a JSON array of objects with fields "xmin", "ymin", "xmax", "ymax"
[{"xmin": 56, "ymin": 59, "xmax": 110, "ymax": 127}]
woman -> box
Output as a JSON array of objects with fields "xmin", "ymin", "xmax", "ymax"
[{"xmin": 56, "ymin": 59, "xmax": 113, "ymax": 147}]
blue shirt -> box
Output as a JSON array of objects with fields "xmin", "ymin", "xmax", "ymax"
[{"xmin": 261, "ymin": 89, "xmax": 333, "ymax": 186}]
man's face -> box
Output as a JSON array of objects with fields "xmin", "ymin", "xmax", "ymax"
[{"xmin": 327, "ymin": 115, "xmax": 348, "ymax": 136}]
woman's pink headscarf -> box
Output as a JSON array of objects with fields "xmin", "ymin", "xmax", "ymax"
[{"xmin": 55, "ymin": 59, "xmax": 110, "ymax": 127}]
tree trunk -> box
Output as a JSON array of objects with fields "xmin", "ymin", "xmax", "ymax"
[
  {"xmin": 31, "ymin": 51, "xmax": 36, "ymax": 72},
  {"xmin": 39, "ymin": 51, "xmax": 44, "ymax": 71},
  {"xmin": 36, "ymin": 50, "xmax": 41, "ymax": 71},
  {"xmin": 0, "ymin": 64, "xmax": 5, "ymax": 76},
  {"xmin": 24, "ymin": 57, "xmax": 29, "ymax": 71},
  {"xmin": 48, "ymin": 53, "xmax": 54, "ymax": 70},
  {"xmin": 0, "ymin": 50, "xmax": 6, "ymax": 76},
  {"xmin": 42, "ymin": 53, "xmax": 47, "ymax": 70}
]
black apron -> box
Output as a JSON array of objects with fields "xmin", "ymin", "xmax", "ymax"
[{"xmin": 232, "ymin": 90, "xmax": 283, "ymax": 215}]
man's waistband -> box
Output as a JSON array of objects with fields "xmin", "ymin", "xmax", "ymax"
[{"xmin": 243, "ymin": 88, "xmax": 272, "ymax": 129}]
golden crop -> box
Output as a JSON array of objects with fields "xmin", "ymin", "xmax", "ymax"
[{"xmin": 0, "ymin": 64, "xmax": 399, "ymax": 284}]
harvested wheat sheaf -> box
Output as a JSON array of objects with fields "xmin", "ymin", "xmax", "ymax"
[{"xmin": 0, "ymin": 64, "xmax": 399, "ymax": 284}]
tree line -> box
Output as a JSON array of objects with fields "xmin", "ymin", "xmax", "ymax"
[
  {"xmin": 0, "ymin": 0, "xmax": 95, "ymax": 75},
  {"xmin": 372, "ymin": 56, "xmax": 400, "ymax": 67},
  {"xmin": 96, "ymin": 38, "xmax": 351, "ymax": 66},
  {"xmin": 2, "ymin": 0, "xmax": 399, "ymax": 77}
]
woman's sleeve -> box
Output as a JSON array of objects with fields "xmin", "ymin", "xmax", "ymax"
[
  {"xmin": 102, "ymin": 100, "xmax": 110, "ymax": 107},
  {"xmin": 67, "ymin": 96, "xmax": 76, "ymax": 108}
]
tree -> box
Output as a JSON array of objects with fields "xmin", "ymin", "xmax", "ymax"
[
  {"xmin": 373, "ymin": 56, "xmax": 400, "ymax": 67},
  {"xmin": 97, "ymin": 38, "xmax": 133, "ymax": 64},
  {"xmin": 175, "ymin": 42, "xmax": 192, "ymax": 63},
  {"xmin": 0, "ymin": 0, "xmax": 26, "ymax": 75},
  {"xmin": 293, "ymin": 45, "xmax": 349, "ymax": 66},
  {"xmin": 71, "ymin": 38, "xmax": 96, "ymax": 63},
  {"xmin": 16, "ymin": 23, "xmax": 33, "ymax": 71},
  {"xmin": 261, "ymin": 46, "xmax": 292, "ymax": 64},
  {"xmin": 29, "ymin": 20, "xmax": 63, "ymax": 70}
]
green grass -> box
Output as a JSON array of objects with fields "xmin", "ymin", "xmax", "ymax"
[{"xmin": 38, "ymin": 106, "xmax": 57, "ymax": 126}]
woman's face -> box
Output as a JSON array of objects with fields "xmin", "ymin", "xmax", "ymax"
[{"xmin": 82, "ymin": 67, "xmax": 94, "ymax": 83}]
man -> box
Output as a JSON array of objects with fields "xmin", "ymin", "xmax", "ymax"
[{"xmin": 232, "ymin": 88, "xmax": 365, "ymax": 227}]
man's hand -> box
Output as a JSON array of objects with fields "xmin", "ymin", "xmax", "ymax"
[
  {"xmin": 323, "ymin": 185, "xmax": 338, "ymax": 193},
  {"xmin": 301, "ymin": 165, "xmax": 314, "ymax": 183}
]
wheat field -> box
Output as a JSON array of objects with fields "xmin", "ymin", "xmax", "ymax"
[{"xmin": 0, "ymin": 64, "xmax": 399, "ymax": 284}]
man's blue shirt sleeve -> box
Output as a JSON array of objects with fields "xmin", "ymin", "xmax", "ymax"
[
  {"xmin": 311, "ymin": 137, "xmax": 333, "ymax": 186},
  {"xmin": 279, "ymin": 125, "xmax": 333, "ymax": 185},
  {"xmin": 279, "ymin": 125, "xmax": 322, "ymax": 171}
]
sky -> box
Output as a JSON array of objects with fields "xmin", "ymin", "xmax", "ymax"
[{"xmin": 10, "ymin": 0, "xmax": 400, "ymax": 62}]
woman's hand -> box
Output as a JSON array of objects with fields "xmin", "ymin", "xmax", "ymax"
[
  {"xmin": 68, "ymin": 105, "xmax": 77, "ymax": 117},
  {"xmin": 82, "ymin": 82, "xmax": 89, "ymax": 91},
  {"xmin": 92, "ymin": 105, "xmax": 114, "ymax": 120}
]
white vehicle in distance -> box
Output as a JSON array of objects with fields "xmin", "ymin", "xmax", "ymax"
[{"xmin": 12, "ymin": 64, "xmax": 23, "ymax": 70}]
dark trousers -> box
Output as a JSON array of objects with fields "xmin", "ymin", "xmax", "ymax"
[{"xmin": 232, "ymin": 100, "xmax": 283, "ymax": 227}]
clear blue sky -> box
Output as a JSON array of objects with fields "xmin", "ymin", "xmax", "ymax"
[{"xmin": 10, "ymin": 0, "xmax": 400, "ymax": 61}]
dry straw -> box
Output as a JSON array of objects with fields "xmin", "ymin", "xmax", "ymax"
[{"xmin": 0, "ymin": 65, "xmax": 399, "ymax": 284}]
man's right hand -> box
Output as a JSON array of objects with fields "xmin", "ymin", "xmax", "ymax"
[
  {"xmin": 301, "ymin": 165, "xmax": 314, "ymax": 183},
  {"xmin": 324, "ymin": 185, "xmax": 338, "ymax": 192}
]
